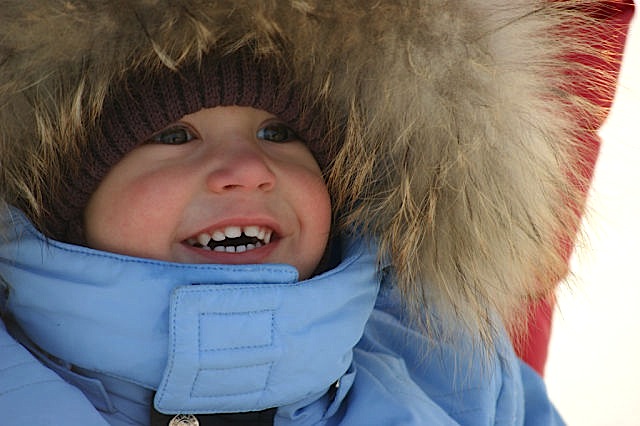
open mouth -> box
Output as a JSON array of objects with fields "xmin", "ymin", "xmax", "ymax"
[{"xmin": 186, "ymin": 225, "xmax": 274, "ymax": 253}]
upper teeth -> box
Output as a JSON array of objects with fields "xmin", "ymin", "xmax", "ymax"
[{"xmin": 188, "ymin": 225, "xmax": 273, "ymax": 252}]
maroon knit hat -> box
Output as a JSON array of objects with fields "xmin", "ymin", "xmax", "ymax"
[{"xmin": 42, "ymin": 51, "xmax": 330, "ymax": 244}]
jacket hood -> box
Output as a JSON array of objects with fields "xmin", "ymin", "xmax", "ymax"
[{"xmin": 0, "ymin": 1, "xmax": 614, "ymax": 344}]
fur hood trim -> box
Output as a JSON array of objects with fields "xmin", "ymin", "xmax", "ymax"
[{"xmin": 0, "ymin": 1, "xmax": 616, "ymax": 344}]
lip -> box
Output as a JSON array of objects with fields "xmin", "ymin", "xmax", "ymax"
[
  {"xmin": 176, "ymin": 216, "xmax": 285, "ymax": 264},
  {"xmin": 178, "ymin": 237, "xmax": 279, "ymax": 264}
]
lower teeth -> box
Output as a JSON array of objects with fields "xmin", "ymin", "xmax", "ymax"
[{"xmin": 211, "ymin": 242, "xmax": 263, "ymax": 253}]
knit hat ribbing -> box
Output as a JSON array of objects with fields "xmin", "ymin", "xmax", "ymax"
[{"xmin": 43, "ymin": 51, "xmax": 329, "ymax": 244}]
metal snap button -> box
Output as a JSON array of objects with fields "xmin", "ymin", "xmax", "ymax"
[{"xmin": 168, "ymin": 414, "xmax": 199, "ymax": 426}]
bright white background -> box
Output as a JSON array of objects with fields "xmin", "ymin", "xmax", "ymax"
[{"xmin": 546, "ymin": 11, "xmax": 640, "ymax": 426}]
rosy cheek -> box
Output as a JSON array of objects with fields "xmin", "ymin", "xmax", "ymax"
[
  {"xmin": 85, "ymin": 169, "xmax": 186, "ymax": 258},
  {"xmin": 115, "ymin": 174, "xmax": 186, "ymax": 229}
]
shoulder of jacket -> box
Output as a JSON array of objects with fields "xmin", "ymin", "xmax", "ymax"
[{"xmin": 0, "ymin": 320, "xmax": 109, "ymax": 425}]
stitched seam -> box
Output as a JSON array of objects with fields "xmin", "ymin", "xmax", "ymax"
[
  {"xmin": 449, "ymin": 406, "xmax": 483, "ymax": 416},
  {"xmin": 199, "ymin": 310, "xmax": 274, "ymax": 352},
  {"xmin": 189, "ymin": 363, "xmax": 273, "ymax": 398},
  {"xmin": 18, "ymin": 223, "xmax": 297, "ymax": 276},
  {"xmin": 0, "ymin": 379, "xmax": 62, "ymax": 397},
  {"xmin": 258, "ymin": 352, "xmax": 275, "ymax": 407},
  {"xmin": 0, "ymin": 360, "xmax": 34, "ymax": 374},
  {"xmin": 14, "ymin": 214, "xmax": 364, "ymax": 279},
  {"xmin": 157, "ymin": 289, "xmax": 181, "ymax": 401},
  {"xmin": 430, "ymin": 385, "xmax": 486, "ymax": 399},
  {"xmin": 0, "ymin": 343, "xmax": 17, "ymax": 350}
]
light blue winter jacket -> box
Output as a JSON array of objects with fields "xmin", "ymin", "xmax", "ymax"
[{"xmin": 0, "ymin": 209, "xmax": 564, "ymax": 425}]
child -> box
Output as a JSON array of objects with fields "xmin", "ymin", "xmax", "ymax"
[
  {"xmin": 0, "ymin": 1, "xmax": 619, "ymax": 425},
  {"xmin": 83, "ymin": 104, "xmax": 333, "ymax": 281}
]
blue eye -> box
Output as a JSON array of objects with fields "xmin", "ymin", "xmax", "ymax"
[
  {"xmin": 148, "ymin": 125, "xmax": 196, "ymax": 145},
  {"xmin": 257, "ymin": 123, "xmax": 300, "ymax": 143}
]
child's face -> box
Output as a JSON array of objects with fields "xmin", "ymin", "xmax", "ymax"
[{"xmin": 84, "ymin": 106, "xmax": 332, "ymax": 280}]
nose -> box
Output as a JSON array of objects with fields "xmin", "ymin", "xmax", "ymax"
[{"xmin": 204, "ymin": 137, "xmax": 276, "ymax": 193}]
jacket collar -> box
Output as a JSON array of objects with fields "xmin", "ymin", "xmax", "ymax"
[{"xmin": 0, "ymin": 208, "xmax": 380, "ymax": 416}]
